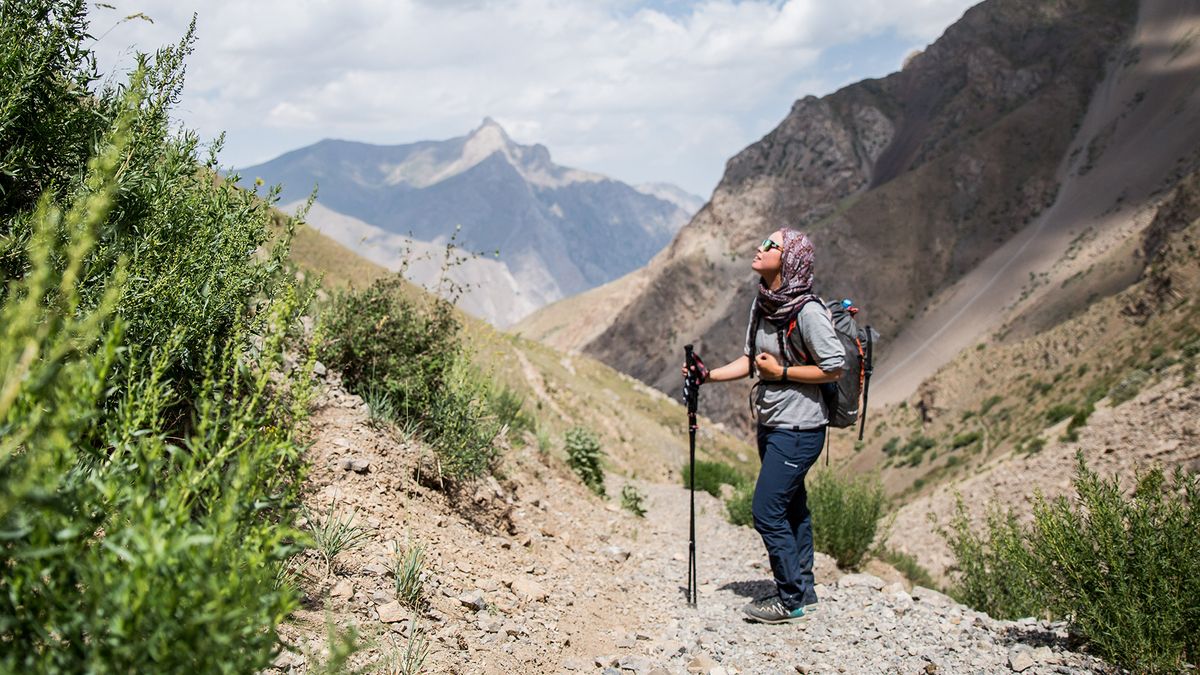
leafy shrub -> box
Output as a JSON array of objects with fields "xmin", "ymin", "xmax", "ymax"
[
  {"xmin": 950, "ymin": 431, "xmax": 981, "ymax": 449},
  {"xmin": 1045, "ymin": 403, "xmax": 1078, "ymax": 424},
  {"xmin": 942, "ymin": 499, "xmax": 1043, "ymax": 620},
  {"xmin": 979, "ymin": 395, "xmax": 1003, "ymax": 415},
  {"xmin": 725, "ymin": 482, "xmax": 755, "ymax": 527},
  {"xmin": 681, "ymin": 459, "xmax": 747, "ymax": 497},
  {"xmin": 809, "ymin": 471, "xmax": 888, "ymax": 570},
  {"xmin": 423, "ymin": 359, "xmax": 502, "ymax": 481},
  {"xmin": 319, "ymin": 276, "xmax": 459, "ymax": 418},
  {"xmin": 491, "ymin": 384, "xmax": 536, "ymax": 437},
  {"xmin": 881, "ymin": 436, "xmax": 901, "ymax": 455},
  {"xmin": 621, "ymin": 485, "xmax": 647, "ymax": 517},
  {"xmin": 1027, "ymin": 459, "xmax": 1199, "ymax": 673},
  {"xmin": 319, "ymin": 277, "xmax": 501, "ymax": 482},
  {"xmin": 1109, "ymin": 368, "xmax": 1150, "ymax": 405},
  {"xmin": 876, "ymin": 548, "xmax": 937, "ymax": 589},
  {"xmin": 944, "ymin": 457, "xmax": 1199, "ymax": 673},
  {"xmin": 0, "ymin": 163, "xmax": 310, "ymax": 674},
  {"xmin": 0, "ymin": 7, "xmax": 313, "ymax": 671},
  {"xmin": 564, "ymin": 427, "xmax": 606, "ymax": 496}
]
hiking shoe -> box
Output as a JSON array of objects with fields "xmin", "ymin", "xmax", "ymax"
[
  {"xmin": 802, "ymin": 591, "xmax": 819, "ymax": 613},
  {"xmin": 742, "ymin": 595, "xmax": 807, "ymax": 624}
]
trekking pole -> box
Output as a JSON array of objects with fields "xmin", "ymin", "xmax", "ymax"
[
  {"xmin": 858, "ymin": 326, "xmax": 874, "ymax": 441},
  {"xmin": 683, "ymin": 344, "xmax": 699, "ymax": 608}
]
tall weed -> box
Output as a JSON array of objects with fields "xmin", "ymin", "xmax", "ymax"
[
  {"xmin": 808, "ymin": 471, "xmax": 888, "ymax": 570},
  {"xmin": 564, "ymin": 427, "xmax": 606, "ymax": 496}
]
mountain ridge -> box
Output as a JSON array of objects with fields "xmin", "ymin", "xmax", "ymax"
[
  {"xmin": 519, "ymin": 0, "xmax": 1196, "ymax": 435},
  {"xmin": 240, "ymin": 119, "xmax": 700, "ymax": 326}
]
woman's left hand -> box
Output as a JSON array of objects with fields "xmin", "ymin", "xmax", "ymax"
[{"xmin": 755, "ymin": 352, "xmax": 783, "ymax": 380}]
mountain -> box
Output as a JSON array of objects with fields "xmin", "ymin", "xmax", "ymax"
[
  {"xmin": 634, "ymin": 182, "xmax": 705, "ymax": 216},
  {"xmin": 520, "ymin": 0, "xmax": 1200, "ymax": 434},
  {"xmin": 238, "ymin": 119, "xmax": 694, "ymax": 326}
]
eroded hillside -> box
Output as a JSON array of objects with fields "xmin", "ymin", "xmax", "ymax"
[{"xmin": 519, "ymin": 0, "xmax": 1200, "ymax": 440}]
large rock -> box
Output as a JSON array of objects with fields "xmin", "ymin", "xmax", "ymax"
[
  {"xmin": 376, "ymin": 601, "xmax": 407, "ymax": 623},
  {"xmin": 510, "ymin": 577, "xmax": 548, "ymax": 602},
  {"xmin": 838, "ymin": 573, "xmax": 885, "ymax": 590}
]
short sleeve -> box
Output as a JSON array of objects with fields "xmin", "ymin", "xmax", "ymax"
[{"xmin": 799, "ymin": 302, "xmax": 845, "ymax": 371}]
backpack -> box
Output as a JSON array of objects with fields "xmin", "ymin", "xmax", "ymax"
[{"xmin": 751, "ymin": 298, "xmax": 878, "ymax": 440}]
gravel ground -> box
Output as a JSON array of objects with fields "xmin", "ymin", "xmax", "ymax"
[{"xmin": 271, "ymin": 373, "xmax": 1115, "ymax": 674}]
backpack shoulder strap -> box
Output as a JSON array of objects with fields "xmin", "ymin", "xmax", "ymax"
[
  {"xmin": 783, "ymin": 297, "xmax": 822, "ymax": 364},
  {"xmin": 747, "ymin": 304, "xmax": 761, "ymax": 378}
]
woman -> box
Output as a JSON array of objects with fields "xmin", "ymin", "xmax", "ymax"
[{"xmin": 684, "ymin": 228, "xmax": 844, "ymax": 624}]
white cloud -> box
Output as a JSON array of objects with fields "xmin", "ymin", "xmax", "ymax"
[{"xmin": 88, "ymin": 0, "xmax": 978, "ymax": 196}]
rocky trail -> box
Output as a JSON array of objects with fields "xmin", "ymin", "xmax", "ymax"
[{"xmin": 272, "ymin": 372, "xmax": 1115, "ymax": 674}]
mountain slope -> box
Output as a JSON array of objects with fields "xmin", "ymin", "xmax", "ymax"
[
  {"xmin": 242, "ymin": 119, "xmax": 693, "ymax": 326},
  {"xmin": 520, "ymin": 0, "xmax": 1200, "ymax": 437}
]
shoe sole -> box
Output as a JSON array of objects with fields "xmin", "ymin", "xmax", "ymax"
[{"xmin": 742, "ymin": 611, "xmax": 808, "ymax": 624}]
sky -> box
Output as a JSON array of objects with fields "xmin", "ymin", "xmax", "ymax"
[{"xmin": 88, "ymin": 0, "xmax": 979, "ymax": 197}]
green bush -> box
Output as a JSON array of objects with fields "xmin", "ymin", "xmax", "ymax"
[
  {"xmin": 0, "ymin": 5, "xmax": 315, "ymax": 670},
  {"xmin": 319, "ymin": 277, "xmax": 501, "ymax": 482},
  {"xmin": 876, "ymin": 548, "xmax": 937, "ymax": 589},
  {"xmin": 1109, "ymin": 368, "xmax": 1150, "ymax": 405},
  {"xmin": 942, "ymin": 499, "xmax": 1043, "ymax": 620},
  {"xmin": 979, "ymin": 395, "xmax": 1003, "ymax": 415},
  {"xmin": 423, "ymin": 359, "xmax": 502, "ymax": 481},
  {"xmin": 564, "ymin": 427, "xmax": 605, "ymax": 496},
  {"xmin": 950, "ymin": 431, "xmax": 981, "ymax": 449},
  {"xmin": 1045, "ymin": 403, "xmax": 1078, "ymax": 424},
  {"xmin": 682, "ymin": 459, "xmax": 747, "ymax": 497},
  {"xmin": 491, "ymin": 384, "xmax": 536, "ymax": 437},
  {"xmin": 944, "ymin": 457, "xmax": 1200, "ymax": 673},
  {"xmin": 808, "ymin": 471, "xmax": 888, "ymax": 570},
  {"xmin": 319, "ymin": 276, "xmax": 459, "ymax": 418},
  {"xmin": 1027, "ymin": 459, "xmax": 1199, "ymax": 673},
  {"xmin": 0, "ymin": 120, "xmax": 310, "ymax": 674},
  {"xmin": 620, "ymin": 485, "xmax": 647, "ymax": 517},
  {"xmin": 725, "ymin": 482, "xmax": 755, "ymax": 527},
  {"xmin": 881, "ymin": 436, "xmax": 901, "ymax": 455}
]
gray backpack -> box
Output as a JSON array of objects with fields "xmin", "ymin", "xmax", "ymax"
[{"xmin": 755, "ymin": 298, "xmax": 878, "ymax": 439}]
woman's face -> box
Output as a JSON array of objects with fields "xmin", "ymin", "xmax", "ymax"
[{"xmin": 751, "ymin": 229, "xmax": 784, "ymax": 277}]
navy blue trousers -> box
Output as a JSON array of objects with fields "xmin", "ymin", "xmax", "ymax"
[{"xmin": 752, "ymin": 424, "xmax": 825, "ymax": 610}]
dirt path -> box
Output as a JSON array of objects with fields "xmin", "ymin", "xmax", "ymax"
[{"xmin": 272, "ymin": 372, "xmax": 1113, "ymax": 674}]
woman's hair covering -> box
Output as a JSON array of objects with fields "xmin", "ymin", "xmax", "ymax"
[{"xmin": 755, "ymin": 228, "xmax": 818, "ymax": 324}]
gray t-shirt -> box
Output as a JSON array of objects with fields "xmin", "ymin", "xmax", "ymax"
[{"xmin": 743, "ymin": 299, "xmax": 846, "ymax": 429}]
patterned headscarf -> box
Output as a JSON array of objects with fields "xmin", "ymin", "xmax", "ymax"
[{"xmin": 755, "ymin": 228, "xmax": 818, "ymax": 324}]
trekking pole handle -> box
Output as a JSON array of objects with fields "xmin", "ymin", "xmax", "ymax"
[{"xmin": 684, "ymin": 344, "xmax": 699, "ymax": 415}]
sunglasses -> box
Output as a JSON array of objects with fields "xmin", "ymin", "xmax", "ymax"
[{"xmin": 757, "ymin": 238, "xmax": 783, "ymax": 253}]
